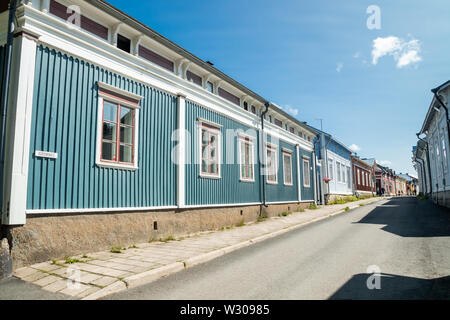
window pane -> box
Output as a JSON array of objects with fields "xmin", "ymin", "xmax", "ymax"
[
  {"xmin": 120, "ymin": 107, "xmax": 133, "ymax": 125},
  {"xmin": 201, "ymin": 160, "xmax": 208, "ymax": 173},
  {"xmin": 201, "ymin": 145, "xmax": 208, "ymax": 161},
  {"xmin": 211, "ymin": 161, "xmax": 217, "ymax": 174},
  {"xmin": 206, "ymin": 81, "xmax": 214, "ymax": 93},
  {"xmin": 103, "ymin": 101, "xmax": 117, "ymax": 122},
  {"xmin": 304, "ymin": 160, "xmax": 310, "ymax": 186},
  {"xmin": 102, "ymin": 142, "xmax": 116, "ymax": 161},
  {"xmin": 103, "ymin": 122, "xmax": 117, "ymax": 141},
  {"xmin": 202, "ymin": 129, "xmax": 208, "ymax": 144},
  {"xmin": 120, "ymin": 126, "xmax": 133, "ymax": 144},
  {"xmin": 119, "ymin": 144, "xmax": 132, "ymax": 163},
  {"xmin": 210, "ymin": 134, "xmax": 216, "ymax": 147}
]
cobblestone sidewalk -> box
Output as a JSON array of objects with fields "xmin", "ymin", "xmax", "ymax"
[{"xmin": 14, "ymin": 197, "xmax": 383, "ymax": 299}]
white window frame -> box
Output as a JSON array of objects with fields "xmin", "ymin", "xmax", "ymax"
[
  {"xmin": 303, "ymin": 156, "xmax": 311, "ymax": 188},
  {"xmin": 347, "ymin": 166, "xmax": 351, "ymax": 188},
  {"xmin": 238, "ymin": 134, "xmax": 255, "ymax": 182},
  {"xmin": 328, "ymin": 158, "xmax": 334, "ymax": 180},
  {"xmin": 342, "ymin": 164, "xmax": 346, "ymax": 184},
  {"xmin": 282, "ymin": 150, "xmax": 293, "ymax": 186},
  {"xmin": 199, "ymin": 119, "xmax": 222, "ymax": 179},
  {"xmin": 337, "ymin": 162, "xmax": 342, "ymax": 182},
  {"xmin": 95, "ymin": 82, "xmax": 141, "ymax": 170},
  {"xmin": 266, "ymin": 143, "xmax": 278, "ymax": 184}
]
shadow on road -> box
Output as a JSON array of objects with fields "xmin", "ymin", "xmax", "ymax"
[
  {"xmin": 354, "ymin": 197, "xmax": 450, "ymax": 237},
  {"xmin": 329, "ymin": 273, "xmax": 450, "ymax": 300}
]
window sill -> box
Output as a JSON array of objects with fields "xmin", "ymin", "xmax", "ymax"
[
  {"xmin": 240, "ymin": 178, "xmax": 255, "ymax": 183},
  {"xmin": 199, "ymin": 173, "xmax": 221, "ymax": 179},
  {"xmin": 96, "ymin": 161, "xmax": 138, "ymax": 171},
  {"xmin": 267, "ymin": 180, "xmax": 278, "ymax": 185},
  {"xmin": 303, "ymin": 184, "xmax": 311, "ymax": 188},
  {"xmin": 284, "ymin": 183, "xmax": 294, "ymax": 186}
]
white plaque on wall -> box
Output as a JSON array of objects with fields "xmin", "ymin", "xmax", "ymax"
[{"xmin": 35, "ymin": 150, "xmax": 58, "ymax": 159}]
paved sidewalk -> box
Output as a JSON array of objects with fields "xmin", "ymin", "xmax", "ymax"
[{"xmin": 13, "ymin": 197, "xmax": 383, "ymax": 299}]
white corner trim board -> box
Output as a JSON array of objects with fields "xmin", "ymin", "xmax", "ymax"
[
  {"xmin": 177, "ymin": 95, "xmax": 186, "ymax": 208},
  {"xmin": 2, "ymin": 35, "xmax": 37, "ymax": 225}
]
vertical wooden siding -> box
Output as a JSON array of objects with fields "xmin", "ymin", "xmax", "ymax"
[
  {"xmin": 185, "ymin": 100, "xmax": 261, "ymax": 205},
  {"xmin": 299, "ymin": 148, "xmax": 315, "ymax": 201},
  {"xmin": 265, "ymin": 138, "xmax": 299, "ymax": 202},
  {"xmin": 26, "ymin": 46, "xmax": 177, "ymax": 210}
]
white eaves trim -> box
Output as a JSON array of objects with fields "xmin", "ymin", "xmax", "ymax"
[{"xmin": 97, "ymin": 81, "xmax": 143, "ymax": 103}]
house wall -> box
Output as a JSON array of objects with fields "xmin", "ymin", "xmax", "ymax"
[
  {"xmin": 1, "ymin": 3, "xmax": 319, "ymax": 268},
  {"xmin": 298, "ymin": 148, "xmax": 315, "ymax": 201},
  {"xmin": 185, "ymin": 100, "xmax": 262, "ymax": 206},
  {"xmin": 426, "ymin": 99, "xmax": 450, "ymax": 194},
  {"xmin": 352, "ymin": 161, "xmax": 375, "ymax": 194},
  {"xmin": 26, "ymin": 46, "xmax": 177, "ymax": 211},
  {"xmin": 326, "ymin": 149, "xmax": 352, "ymax": 195}
]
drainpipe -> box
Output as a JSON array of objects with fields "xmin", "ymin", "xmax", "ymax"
[
  {"xmin": 416, "ymin": 157, "xmax": 426, "ymax": 194},
  {"xmin": 0, "ymin": 0, "xmax": 18, "ymax": 219},
  {"xmin": 312, "ymin": 137, "xmax": 320, "ymax": 204},
  {"xmin": 417, "ymin": 133, "xmax": 433, "ymax": 199},
  {"xmin": 260, "ymin": 102, "xmax": 269, "ymax": 207}
]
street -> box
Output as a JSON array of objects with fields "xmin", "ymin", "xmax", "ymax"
[{"xmin": 108, "ymin": 197, "xmax": 450, "ymax": 300}]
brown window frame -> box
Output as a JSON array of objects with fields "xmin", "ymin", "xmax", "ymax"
[{"xmin": 101, "ymin": 100, "xmax": 135, "ymax": 166}]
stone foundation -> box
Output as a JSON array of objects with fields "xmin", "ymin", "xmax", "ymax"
[
  {"xmin": 431, "ymin": 190, "xmax": 450, "ymax": 208},
  {"xmin": 3, "ymin": 202, "xmax": 312, "ymax": 269}
]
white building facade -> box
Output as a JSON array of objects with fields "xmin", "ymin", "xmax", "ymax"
[{"xmin": 414, "ymin": 80, "xmax": 450, "ymax": 207}]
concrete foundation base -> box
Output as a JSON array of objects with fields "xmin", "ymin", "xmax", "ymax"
[
  {"xmin": 3, "ymin": 202, "xmax": 312, "ymax": 269},
  {"xmin": 0, "ymin": 238, "xmax": 12, "ymax": 279},
  {"xmin": 431, "ymin": 190, "xmax": 450, "ymax": 208}
]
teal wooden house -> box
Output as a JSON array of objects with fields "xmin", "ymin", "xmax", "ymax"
[{"xmin": 0, "ymin": 0, "xmax": 318, "ymax": 268}]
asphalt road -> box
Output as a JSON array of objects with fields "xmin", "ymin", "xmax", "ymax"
[{"xmin": 109, "ymin": 197, "xmax": 450, "ymax": 300}]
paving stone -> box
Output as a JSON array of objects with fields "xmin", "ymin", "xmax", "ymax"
[
  {"xmin": 90, "ymin": 276, "xmax": 117, "ymax": 287},
  {"xmin": 60, "ymin": 283, "xmax": 91, "ymax": 297},
  {"xmin": 50, "ymin": 267, "xmax": 71, "ymax": 277},
  {"xmin": 21, "ymin": 270, "xmax": 48, "ymax": 282},
  {"xmin": 75, "ymin": 285, "xmax": 101, "ymax": 298},
  {"xmin": 30, "ymin": 262, "xmax": 62, "ymax": 272},
  {"xmin": 14, "ymin": 267, "xmax": 39, "ymax": 279},
  {"xmin": 33, "ymin": 275, "xmax": 60, "ymax": 287},
  {"xmin": 79, "ymin": 272, "xmax": 103, "ymax": 284},
  {"xmin": 42, "ymin": 279, "xmax": 68, "ymax": 293}
]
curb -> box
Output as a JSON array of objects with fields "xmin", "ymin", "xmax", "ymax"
[
  {"xmin": 82, "ymin": 280, "xmax": 127, "ymax": 300},
  {"xmin": 123, "ymin": 262, "xmax": 185, "ymax": 289},
  {"xmin": 86, "ymin": 197, "xmax": 383, "ymax": 299}
]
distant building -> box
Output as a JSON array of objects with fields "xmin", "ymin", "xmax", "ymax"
[
  {"xmin": 397, "ymin": 173, "xmax": 419, "ymax": 195},
  {"xmin": 395, "ymin": 175, "xmax": 407, "ymax": 196},
  {"xmin": 374, "ymin": 164, "xmax": 397, "ymax": 196},
  {"xmin": 307, "ymin": 127, "xmax": 353, "ymax": 204},
  {"xmin": 352, "ymin": 156, "xmax": 376, "ymax": 196}
]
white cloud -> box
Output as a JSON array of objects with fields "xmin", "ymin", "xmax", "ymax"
[
  {"xmin": 353, "ymin": 51, "xmax": 360, "ymax": 58},
  {"xmin": 280, "ymin": 105, "xmax": 299, "ymax": 116},
  {"xmin": 336, "ymin": 62, "xmax": 344, "ymax": 72},
  {"xmin": 348, "ymin": 144, "xmax": 361, "ymax": 152},
  {"xmin": 371, "ymin": 36, "xmax": 422, "ymax": 68},
  {"xmin": 397, "ymin": 50, "xmax": 421, "ymax": 68},
  {"xmin": 378, "ymin": 160, "xmax": 392, "ymax": 166}
]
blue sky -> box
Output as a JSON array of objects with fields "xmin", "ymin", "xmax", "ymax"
[{"xmin": 108, "ymin": 0, "xmax": 450, "ymax": 175}]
